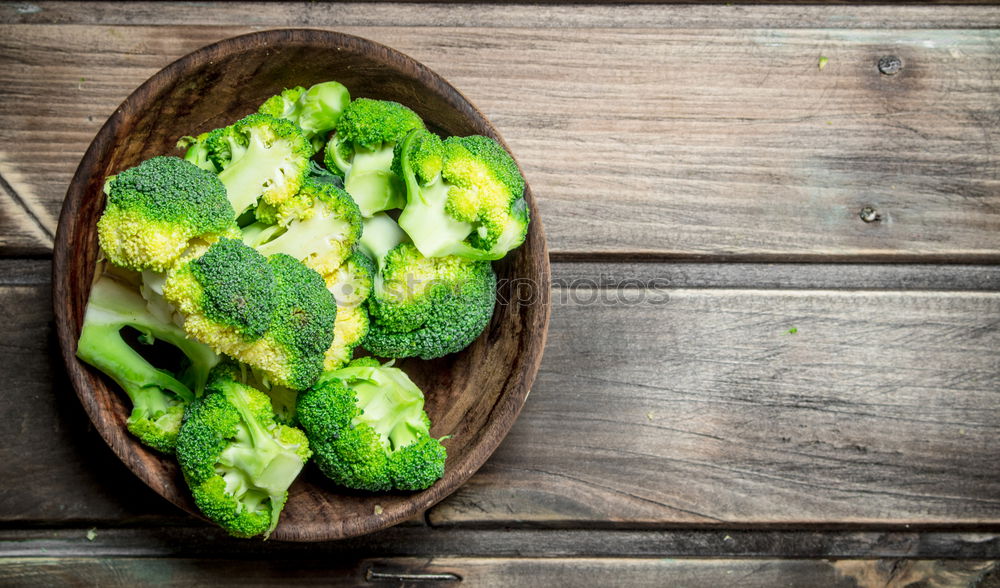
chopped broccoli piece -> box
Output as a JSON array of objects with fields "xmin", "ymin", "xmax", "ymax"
[
  {"xmin": 266, "ymin": 253, "xmax": 338, "ymax": 388},
  {"xmin": 355, "ymin": 215, "xmax": 495, "ymax": 359},
  {"xmin": 297, "ymin": 362, "xmax": 445, "ymax": 491},
  {"xmin": 77, "ymin": 276, "xmax": 219, "ymax": 453},
  {"xmin": 243, "ymin": 178, "xmax": 363, "ymax": 275},
  {"xmin": 97, "ymin": 156, "xmax": 239, "ymax": 272},
  {"xmin": 164, "ymin": 238, "xmax": 336, "ymax": 390},
  {"xmin": 208, "ymin": 113, "xmax": 313, "ymax": 216},
  {"xmin": 395, "ymin": 129, "xmax": 529, "ymax": 260},
  {"xmin": 176, "ymin": 365, "xmax": 311, "ymax": 538},
  {"xmin": 258, "ymin": 87, "xmax": 306, "ymax": 121},
  {"xmin": 364, "ymin": 241, "xmax": 496, "ymax": 359},
  {"xmin": 259, "ymin": 81, "xmax": 351, "ymax": 150},
  {"xmin": 323, "ymin": 98, "xmax": 424, "ymax": 216},
  {"xmin": 177, "ymin": 132, "xmax": 219, "ymax": 173}
]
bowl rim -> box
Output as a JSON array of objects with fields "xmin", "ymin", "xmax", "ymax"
[{"xmin": 52, "ymin": 28, "xmax": 551, "ymax": 542}]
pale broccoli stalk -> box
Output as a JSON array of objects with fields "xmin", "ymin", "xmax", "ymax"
[
  {"xmin": 258, "ymin": 81, "xmax": 351, "ymax": 151},
  {"xmin": 77, "ymin": 276, "xmax": 219, "ymax": 453},
  {"xmin": 177, "ymin": 365, "xmax": 311, "ymax": 538},
  {"xmin": 394, "ymin": 129, "xmax": 529, "ymax": 261},
  {"xmin": 297, "ymin": 359, "xmax": 446, "ymax": 492}
]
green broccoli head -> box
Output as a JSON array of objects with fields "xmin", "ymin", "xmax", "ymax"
[
  {"xmin": 204, "ymin": 125, "xmax": 251, "ymax": 171},
  {"xmin": 76, "ymin": 276, "xmax": 219, "ymax": 453},
  {"xmin": 164, "ymin": 238, "xmax": 336, "ymax": 390},
  {"xmin": 323, "ymin": 98, "xmax": 425, "ymax": 216},
  {"xmin": 176, "ymin": 366, "xmax": 311, "ymax": 538},
  {"xmin": 395, "ymin": 129, "xmax": 529, "ymax": 261},
  {"xmin": 323, "ymin": 251, "xmax": 375, "ymax": 370},
  {"xmin": 211, "ymin": 113, "xmax": 314, "ymax": 216},
  {"xmin": 258, "ymin": 86, "xmax": 306, "ymax": 120},
  {"xmin": 97, "ymin": 156, "xmax": 239, "ymax": 272},
  {"xmin": 363, "ymin": 242, "xmax": 496, "ymax": 360},
  {"xmin": 258, "ymin": 82, "xmax": 350, "ymax": 150},
  {"xmin": 297, "ymin": 361, "xmax": 446, "ymax": 491},
  {"xmin": 266, "ymin": 253, "xmax": 338, "ymax": 389},
  {"xmin": 244, "ymin": 178, "xmax": 363, "ymax": 275},
  {"xmin": 166, "ymin": 237, "xmax": 276, "ymax": 341}
]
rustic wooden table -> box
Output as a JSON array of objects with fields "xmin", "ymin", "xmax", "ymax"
[{"xmin": 2, "ymin": 2, "xmax": 1000, "ymax": 586}]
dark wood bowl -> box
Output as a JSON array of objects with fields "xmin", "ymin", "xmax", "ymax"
[{"xmin": 52, "ymin": 29, "xmax": 550, "ymax": 542}]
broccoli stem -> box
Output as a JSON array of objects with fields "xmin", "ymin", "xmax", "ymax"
[
  {"xmin": 397, "ymin": 171, "xmax": 473, "ymax": 259},
  {"xmin": 217, "ymin": 383, "xmax": 305, "ymax": 532},
  {"xmin": 78, "ymin": 278, "xmax": 199, "ymax": 405},
  {"xmin": 358, "ymin": 213, "xmax": 408, "ymax": 271},
  {"xmin": 344, "ymin": 144, "xmax": 404, "ymax": 216},
  {"xmin": 338, "ymin": 366, "xmax": 425, "ymax": 451},
  {"xmin": 218, "ymin": 133, "xmax": 287, "ymax": 215},
  {"xmin": 253, "ymin": 212, "xmax": 353, "ymax": 263}
]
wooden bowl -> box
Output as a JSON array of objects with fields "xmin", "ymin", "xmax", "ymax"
[{"xmin": 52, "ymin": 29, "xmax": 550, "ymax": 541}]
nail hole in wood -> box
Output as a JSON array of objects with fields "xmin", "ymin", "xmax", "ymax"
[
  {"xmin": 860, "ymin": 206, "xmax": 881, "ymax": 223},
  {"xmin": 878, "ymin": 55, "xmax": 902, "ymax": 75}
]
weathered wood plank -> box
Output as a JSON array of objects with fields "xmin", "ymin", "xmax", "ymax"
[
  {"xmin": 9, "ymin": 258, "xmax": 1000, "ymax": 291},
  {"xmin": 0, "ymin": 556, "xmax": 992, "ymax": 588},
  {"xmin": 2, "ymin": 262, "xmax": 999, "ymax": 527},
  {"xmin": 3, "ymin": 3, "xmax": 1000, "ymax": 29},
  {"xmin": 4, "ymin": 527, "xmax": 1000, "ymax": 559},
  {"xmin": 2, "ymin": 25, "xmax": 1000, "ymax": 259},
  {"xmin": 430, "ymin": 288, "xmax": 1000, "ymax": 526},
  {"xmin": 0, "ymin": 283, "xmax": 184, "ymax": 523}
]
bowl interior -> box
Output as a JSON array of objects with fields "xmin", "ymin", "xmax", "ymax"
[{"xmin": 53, "ymin": 29, "xmax": 550, "ymax": 541}]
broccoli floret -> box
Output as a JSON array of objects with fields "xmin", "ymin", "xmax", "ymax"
[
  {"xmin": 297, "ymin": 361, "xmax": 446, "ymax": 491},
  {"xmin": 243, "ymin": 178, "xmax": 363, "ymax": 274},
  {"xmin": 164, "ymin": 238, "xmax": 336, "ymax": 390},
  {"xmin": 323, "ymin": 251, "xmax": 375, "ymax": 370},
  {"xmin": 77, "ymin": 276, "xmax": 219, "ymax": 453},
  {"xmin": 356, "ymin": 216, "xmax": 495, "ymax": 359},
  {"xmin": 259, "ymin": 81, "xmax": 350, "ymax": 151},
  {"xmin": 209, "ymin": 113, "xmax": 313, "ymax": 216},
  {"xmin": 177, "ymin": 132, "xmax": 219, "ymax": 173},
  {"xmin": 323, "ymin": 98, "xmax": 424, "ymax": 216},
  {"xmin": 395, "ymin": 129, "xmax": 529, "ymax": 260},
  {"xmin": 176, "ymin": 365, "xmax": 311, "ymax": 538},
  {"xmin": 209, "ymin": 362, "xmax": 300, "ymax": 426},
  {"xmin": 258, "ymin": 87, "xmax": 306, "ymax": 121},
  {"xmin": 97, "ymin": 156, "xmax": 240, "ymax": 272},
  {"xmin": 364, "ymin": 242, "xmax": 496, "ymax": 359},
  {"xmin": 266, "ymin": 254, "xmax": 338, "ymax": 388}
]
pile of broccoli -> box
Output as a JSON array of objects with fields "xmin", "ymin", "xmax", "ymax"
[{"xmin": 76, "ymin": 80, "xmax": 529, "ymax": 538}]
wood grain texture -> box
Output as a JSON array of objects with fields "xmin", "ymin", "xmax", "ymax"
[
  {"xmin": 3, "ymin": 22, "xmax": 1000, "ymax": 259},
  {"xmin": 0, "ymin": 283, "xmax": 182, "ymax": 523},
  {"xmin": 0, "ymin": 556, "xmax": 992, "ymax": 588},
  {"xmin": 431, "ymin": 287, "xmax": 1000, "ymax": 526},
  {"xmin": 3, "ymin": 3, "xmax": 1000, "ymax": 29},
  {"xmin": 5, "ymin": 260, "xmax": 1000, "ymax": 528},
  {"xmin": 4, "ymin": 526, "xmax": 1000, "ymax": 559},
  {"xmin": 50, "ymin": 29, "xmax": 550, "ymax": 542}
]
